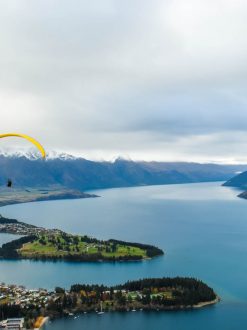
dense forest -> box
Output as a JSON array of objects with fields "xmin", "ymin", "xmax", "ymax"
[
  {"xmin": 0, "ymin": 215, "xmax": 19, "ymax": 224},
  {"xmin": 70, "ymin": 277, "xmax": 217, "ymax": 308}
]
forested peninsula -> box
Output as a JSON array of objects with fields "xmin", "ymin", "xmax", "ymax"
[
  {"xmin": 0, "ymin": 215, "xmax": 164, "ymax": 262},
  {"xmin": 0, "ymin": 277, "xmax": 219, "ymax": 329}
]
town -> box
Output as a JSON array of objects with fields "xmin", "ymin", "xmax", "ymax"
[
  {"xmin": 0, "ymin": 282, "xmax": 51, "ymax": 329},
  {"xmin": 0, "ymin": 214, "xmax": 62, "ymax": 236}
]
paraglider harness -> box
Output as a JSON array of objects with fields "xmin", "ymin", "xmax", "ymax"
[{"xmin": 7, "ymin": 179, "xmax": 12, "ymax": 188}]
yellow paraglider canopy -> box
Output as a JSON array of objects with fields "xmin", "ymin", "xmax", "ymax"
[{"xmin": 0, "ymin": 133, "xmax": 46, "ymax": 158}]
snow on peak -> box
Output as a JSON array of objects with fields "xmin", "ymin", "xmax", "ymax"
[{"xmin": 0, "ymin": 148, "xmax": 80, "ymax": 160}]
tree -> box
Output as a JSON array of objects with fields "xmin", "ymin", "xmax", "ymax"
[
  {"xmin": 118, "ymin": 295, "xmax": 126, "ymax": 305},
  {"xmin": 142, "ymin": 293, "xmax": 151, "ymax": 305},
  {"xmin": 55, "ymin": 287, "xmax": 65, "ymax": 294}
]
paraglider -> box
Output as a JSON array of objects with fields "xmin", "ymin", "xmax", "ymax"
[
  {"xmin": 0, "ymin": 133, "xmax": 46, "ymax": 159},
  {"xmin": 0, "ymin": 133, "xmax": 46, "ymax": 187}
]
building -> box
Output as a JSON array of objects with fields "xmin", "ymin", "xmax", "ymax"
[{"xmin": 0, "ymin": 318, "xmax": 24, "ymax": 330}]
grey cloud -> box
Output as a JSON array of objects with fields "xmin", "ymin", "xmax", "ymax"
[{"xmin": 1, "ymin": 0, "xmax": 247, "ymax": 162}]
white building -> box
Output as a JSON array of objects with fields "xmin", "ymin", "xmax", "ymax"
[{"xmin": 0, "ymin": 318, "xmax": 24, "ymax": 330}]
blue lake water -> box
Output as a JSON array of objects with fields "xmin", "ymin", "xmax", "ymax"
[
  {"xmin": 0, "ymin": 182, "xmax": 247, "ymax": 329},
  {"xmin": 0, "ymin": 233, "xmax": 22, "ymax": 246}
]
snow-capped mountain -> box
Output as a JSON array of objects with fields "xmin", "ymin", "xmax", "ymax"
[
  {"xmin": 0, "ymin": 152, "xmax": 246, "ymax": 190},
  {"xmin": 0, "ymin": 148, "xmax": 79, "ymax": 161}
]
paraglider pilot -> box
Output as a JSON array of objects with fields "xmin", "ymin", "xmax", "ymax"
[{"xmin": 7, "ymin": 179, "xmax": 12, "ymax": 188}]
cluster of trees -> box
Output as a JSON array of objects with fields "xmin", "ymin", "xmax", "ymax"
[
  {"xmin": 70, "ymin": 277, "xmax": 216, "ymax": 307},
  {"xmin": 117, "ymin": 277, "xmax": 217, "ymax": 305},
  {"xmin": 38, "ymin": 234, "xmax": 101, "ymax": 254},
  {"xmin": 70, "ymin": 284, "xmax": 108, "ymax": 293},
  {"xmin": 24, "ymin": 253, "xmax": 144, "ymax": 262},
  {"xmin": 38, "ymin": 234, "xmax": 79, "ymax": 252},
  {"xmin": 0, "ymin": 304, "xmax": 21, "ymax": 319},
  {"xmin": 0, "ymin": 235, "xmax": 36, "ymax": 258},
  {"xmin": 108, "ymin": 239, "xmax": 164, "ymax": 257},
  {"xmin": 0, "ymin": 215, "xmax": 18, "ymax": 224}
]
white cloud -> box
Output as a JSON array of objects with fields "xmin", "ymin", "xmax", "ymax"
[{"xmin": 0, "ymin": 0, "xmax": 247, "ymax": 162}]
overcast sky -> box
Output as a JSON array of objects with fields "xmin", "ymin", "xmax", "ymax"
[{"xmin": 1, "ymin": 0, "xmax": 247, "ymax": 162}]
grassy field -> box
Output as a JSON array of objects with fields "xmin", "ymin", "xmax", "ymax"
[{"xmin": 19, "ymin": 233, "xmax": 147, "ymax": 259}]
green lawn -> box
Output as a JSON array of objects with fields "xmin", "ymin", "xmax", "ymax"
[{"xmin": 19, "ymin": 234, "xmax": 147, "ymax": 259}]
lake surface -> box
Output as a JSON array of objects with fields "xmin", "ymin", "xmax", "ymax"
[{"xmin": 1, "ymin": 182, "xmax": 247, "ymax": 329}]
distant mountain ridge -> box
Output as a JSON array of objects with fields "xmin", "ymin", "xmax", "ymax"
[{"xmin": 0, "ymin": 154, "xmax": 246, "ymax": 191}]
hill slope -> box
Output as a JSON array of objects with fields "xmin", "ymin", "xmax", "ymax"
[{"xmin": 223, "ymin": 171, "xmax": 247, "ymax": 189}]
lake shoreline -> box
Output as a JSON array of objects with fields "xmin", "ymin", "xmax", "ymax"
[
  {"xmin": 193, "ymin": 296, "xmax": 220, "ymax": 308},
  {"xmin": 0, "ymin": 187, "xmax": 99, "ymax": 208},
  {"xmin": 34, "ymin": 316, "xmax": 49, "ymax": 329},
  {"xmin": 48, "ymin": 298, "xmax": 220, "ymax": 321},
  {"xmin": 45, "ymin": 297, "xmax": 220, "ymax": 322}
]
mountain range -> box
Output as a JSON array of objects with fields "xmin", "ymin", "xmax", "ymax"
[{"xmin": 0, "ymin": 154, "xmax": 246, "ymax": 191}]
